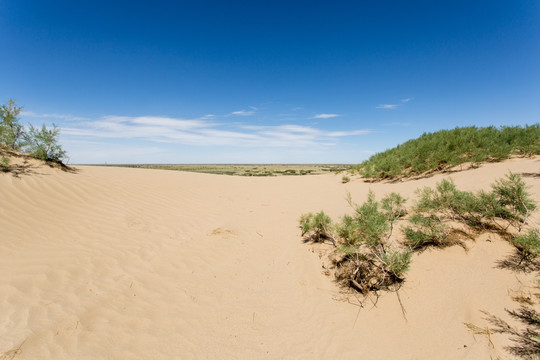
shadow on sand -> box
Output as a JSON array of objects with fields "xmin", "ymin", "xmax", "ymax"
[{"xmin": 482, "ymin": 307, "xmax": 540, "ymax": 358}]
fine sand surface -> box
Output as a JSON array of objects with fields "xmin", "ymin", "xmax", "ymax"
[{"xmin": 1, "ymin": 156, "xmax": 540, "ymax": 359}]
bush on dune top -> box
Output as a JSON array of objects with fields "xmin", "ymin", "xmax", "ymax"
[
  {"xmin": 358, "ymin": 125, "xmax": 540, "ymax": 180},
  {"xmin": 0, "ymin": 99, "xmax": 67, "ymax": 164}
]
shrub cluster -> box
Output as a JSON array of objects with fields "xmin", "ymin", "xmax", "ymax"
[
  {"xmin": 300, "ymin": 173, "xmax": 539, "ymax": 294},
  {"xmin": 300, "ymin": 191, "xmax": 410, "ymax": 293},
  {"xmin": 405, "ymin": 173, "xmax": 536, "ymax": 249},
  {"xmin": 357, "ymin": 125, "xmax": 540, "ymax": 180},
  {"xmin": 0, "ymin": 99, "xmax": 66, "ymax": 162}
]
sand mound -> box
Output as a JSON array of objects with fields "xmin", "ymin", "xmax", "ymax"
[{"xmin": 1, "ymin": 156, "xmax": 539, "ymax": 359}]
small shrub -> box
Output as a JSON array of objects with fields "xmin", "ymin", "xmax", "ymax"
[
  {"xmin": 491, "ymin": 172, "xmax": 537, "ymax": 228},
  {"xmin": 403, "ymin": 214, "xmax": 448, "ymax": 249},
  {"xmin": 0, "ymin": 100, "xmax": 68, "ymax": 163},
  {"xmin": 345, "ymin": 191, "xmax": 389, "ymax": 250},
  {"xmin": 381, "ymin": 192, "xmax": 408, "ymax": 221},
  {"xmin": 511, "ymin": 230, "xmax": 540, "ymax": 262},
  {"xmin": 303, "ymin": 191, "xmax": 410, "ymax": 293},
  {"xmin": 0, "ymin": 99, "xmax": 25, "ymax": 150},
  {"xmin": 298, "ymin": 211, "xmax": 334, "ymax": 243},
  {"xmin": 341, "ymin": 175, "xmax": 350, "ymax": 183},
  {"xmin": 0, "ymin": 157, "xmax": 9, "ymax": 172},
  {"xmin": 24, "ymin": 124, "xmax": 67, "ymax": 161},
  {"xmin": 382, "ymin": 249, "xmax": 412, "ymax": 278},
  {"xmin": 415, "ymin": 173, "xmax": 536, "ymax": 230}
]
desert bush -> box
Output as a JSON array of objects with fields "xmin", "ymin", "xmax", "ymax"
[
  {"xmin": 403, "ymin": 214, "xmax": 449, "ymax": 249},
  {"xmin": 341, "ymin": 175, "xmax": 350, "ymax": 183},
  {"xmin": 491, "ymin": 172, "xmax": 537, "ymax": 229},
  {"xmin": 301, "ymin": 191, "xmax": 410, "ymax": 293},
  {"xmin": 0, "ymin": 157, "xmax": 9, "ymax": 172},
  {"xmin": 511, "ymin": 230, "xmax": 540, "ymax": 263},
  {"xmin": 0, "ymin": 99, "xmax": 25, "ymax": 150},
  {"xmin": 342, "ymin": 191, "xmax": 390, "ymax": 250},
  {"xmin": 381, "ymin": 248, "xmax": 412, "ymax": 278},
  {"xmin": 358, "ymin": 125, "xmax": 540, "ymax": 180},
  {"xmin": 381, "ymin": 192, "xmax": 408, "ymax": 221},
  {"xmin": 299, "ymin": 173, "xmax": 538, "ymax": 295},
  {"xmin": 414, "ymin": 173, "xmax": 536, "ymax": 231},
  {"xmin": 0, "ymin": 100, "xmax": 67, "ymax": 162},
  {"xmin": 24, "ymin": 124, "xmax": 67, "ymax": 161},
  {"xmin": 299, "ymin": 211, "xmax": 335, "ymax": 244}
]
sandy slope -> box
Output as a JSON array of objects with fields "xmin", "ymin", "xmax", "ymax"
[{"xmin": 1, "ymin": 157, "xmax": 539, "ymax": 359}]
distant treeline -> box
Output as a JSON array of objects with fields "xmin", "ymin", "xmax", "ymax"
[{"xmin": 357, "ymin": 125, "xmax": 540, "ymax": 180}]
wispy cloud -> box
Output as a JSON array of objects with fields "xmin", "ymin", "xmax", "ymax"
[
  {"xmin": 376, "ymin": 98, "xmax": 414, "ymax": 110},
  {"xmin": 61, "ymin": 114, "xmax": 371, "ymax": 148},
  {"xmin": 376, "ymin": 104, "xmax": 399, "ymax": 110},
  {"xmin": 314, "ymin": 113, "xmax": 340, "ymax": 119},
  {"xmin": 21, "ymin": 111, "xmax": 88, "ymax": 121},
  {"xmin": 230, "ymin": 106, "xmax": 258, "ymax": 116}
]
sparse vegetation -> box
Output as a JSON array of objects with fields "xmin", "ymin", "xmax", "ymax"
[
  {"xmin": 357, "ymin": 125, "xmax": 540, "ymax": 180},
  {"xmin": 403, "ymin": 214, "xmax": 449, "ymax": 249},
  {"xmin": 109, "ymin": 163, "xmax": 353, "ymax": 176},
  {"xmin": 0, "ymin": 99, "xmax": 25, "ymax": 151},
  {"xmin": 301, "ymin": 191, "xmax": 410, "ymax": 293},
  {"xmin": 299, "ymin": 172, "xmax": 539, "ymax": 296},
  {"xmin": 341, "ymin": 175, "xmax": 350, "ymax": 183},
  {"xmin": 25, "ymin": 124, "xmax": 67, "ymax": 161},
  {"xmin": 0, "ymin": 156, "xmax": 9, "ymax": 172},
  {"xmin": 511, "ymin": 230, "xmax": 540, "ymax": 264},
  {"xmin": 299, "ymin": 211, "xmax": 335, "ymax": 244},
  {"xmin": 0, "ymin": 99, "xmax": 67, "ymax": 164}
]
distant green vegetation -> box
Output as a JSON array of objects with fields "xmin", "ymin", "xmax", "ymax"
[
  {"xmin": 357, "ymin": 125, "xmax": 540, "ymax": 180},
  {"xmin": 108, "ymin": 164, "xmax": 353, "ymax": 176}
]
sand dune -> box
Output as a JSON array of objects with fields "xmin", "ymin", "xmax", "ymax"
[{"xmin": 1, "ymin": 156, "xmax": 540, "ymax": 359}]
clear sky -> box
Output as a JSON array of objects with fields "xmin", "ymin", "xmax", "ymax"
[{"xmin": 1, "ymin": 1, "xmax": 539, "ymax": 164}]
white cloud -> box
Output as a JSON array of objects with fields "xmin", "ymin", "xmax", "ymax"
[
  {"xmin": 21, "ymin": 111, "xmax": 88, "ymax": 121},
  {"xmin": 231, "ymin": 110, "xmax": 255, "ymax": 116},
  {"xmin": 61, "ymin": 114, "xmax": 371, "ymax": 149},
  {"xmin": 377, "ymin": 98, "xmax": 414, "ymax": 110},
  {"xmin": 314, "ymin": 113, "xmax": 339, "ymax": 119},
  {"xmin": 231, "ymin": 106, "xmax": 258, "ymax": 116},
  {"xmin": 376, "ymin": 104, "xmax": 399, "ymax": 110}
]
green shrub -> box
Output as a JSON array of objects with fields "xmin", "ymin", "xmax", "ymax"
[
  {"xmin": 511, "ymin": 230, "xmax": 540, "ymax": 262},
  {"xmin": 341, "ymin": 175, "xmax": 350, "ymax": 183},
  {"xmin": 0, "ymin": 100, "xmax": 67, "ymax": 162},
  {"xmin": 0, "ymin": 99, "xmax": 25, "ymax": 150},
  {"xmin": 302, "ymin": 192, "xmax": 410, "ymax": 293},
  {"xmin": 358, "ymin": 125, "xmax": 540, "ymax": 180},
  {"xmin": 414, "ymin": 173, "xmax": 536, "ymax": 230},
  {"xmin": 299, "ymin": 173, "xmax": 538, "ymax": 295},
  {"xmin": 0, "ymin": 157, "xmax": 9, "ymax": 172},
  {"xmin": 24, "ymin": 124, "xmax": 67, "ymax": 161},
  {"xmin": 491, "ymin": 172, "xmax": 537, "ymax": 228},
  {"xmin": 381, "ymin": 249, "xmax": 412, "ymax": 278},
  {"xmin": 381, "ymin": 192, "xmax": 408, "ymax": 221},
  {"xmin": 403, "ymin": 214, "xmax": 448, "ymax": 249},
  {"xmin": 299, "ymin": 211, "xmax": 334, "ymax": 243}
]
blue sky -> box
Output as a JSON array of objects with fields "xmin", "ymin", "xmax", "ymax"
[{"xmin": 1, "ymin": 1, "xmax": 538, "ymax": 164}]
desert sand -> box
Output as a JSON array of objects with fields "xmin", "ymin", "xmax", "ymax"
[{"xmin": 1, "ymin": 156, "xmax": 540, "ymax": 359}]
